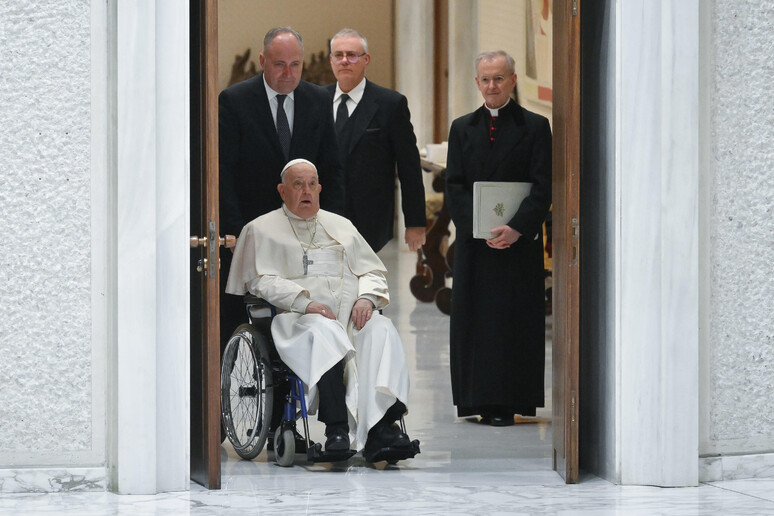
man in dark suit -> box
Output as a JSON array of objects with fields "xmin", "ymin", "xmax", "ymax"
[
  {"xmin": 326, "ymin": 28, "xmax": 426, "ymax": 253},
  {"xmin": 445, "ymin": 50, "xmax": 552, "ymax": 426},
  {"xmin": 219, "ymin": 26, "xmax": 344, "ymax": 239},
  {"xmin": 219, "ymin": 27, "xmax": 345, "ymax": 356}
]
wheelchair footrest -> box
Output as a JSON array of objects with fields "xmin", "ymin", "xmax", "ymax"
[
  {"xmin": 363, "ymin": 440, "xmax": 421, "ymax": 464},
  {"xmin": 306, "ymin": 442, "xmax": 357, "ymax": 463}
]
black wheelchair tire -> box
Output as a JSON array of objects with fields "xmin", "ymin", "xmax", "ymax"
[{"xmin": 221, "ymin": 323, "xmax": 274, "ymax": 460}]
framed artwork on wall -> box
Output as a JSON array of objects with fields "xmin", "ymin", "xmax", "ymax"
[{"xmin": 523, "ymin": 0, "xmax": 553, "ymax": 107}]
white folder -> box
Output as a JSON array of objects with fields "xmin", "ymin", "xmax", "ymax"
[{"xmin": 472, "ymin": 181, "xmax": 532, "ymax": 239}]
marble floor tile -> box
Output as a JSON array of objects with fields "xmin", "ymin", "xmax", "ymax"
[
  {"xmin": 2, "ymin": 241, "xmax": 773, "ymax": 514},
  {"xmin": 706, "ymin": 478, "xmax": 774, "ymax": 503}
]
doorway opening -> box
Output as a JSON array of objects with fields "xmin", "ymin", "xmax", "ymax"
[{"xmin": 190, "ymin": 0, "xmax": 579, "ymax": 488}]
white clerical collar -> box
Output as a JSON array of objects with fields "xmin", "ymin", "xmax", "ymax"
[
  {"xmin": 282, "ymin": 204, "xmax": 316, "ymax": 222},
  {"xmin": 335, "ymin": 77, "xmax": 366, "ymax": 105},
  {"xmin": 484, "ymin": 98, "xmax": 510, "ymax": 117},
  {"xmin": 264, "ymin": 76, "xmax": 295, "ymax": 102}
]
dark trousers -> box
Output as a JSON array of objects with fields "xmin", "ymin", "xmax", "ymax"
[
  {"xmin": 316, "ymin": 360, "xmax": 348, "ymax": 429},
  {"xmin": 269, "ymin": 359, "xmax": 348, "ymax": 433}
]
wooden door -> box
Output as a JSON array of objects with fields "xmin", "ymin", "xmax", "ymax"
[
  {"xmin": 190, "ymin": 0, "xmax": 221, "ymax": 490},
  {"xmin": 551, "ymin": 0, "xmax": 581, "ymax": 483}
]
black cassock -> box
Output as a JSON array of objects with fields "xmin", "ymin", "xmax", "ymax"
[{"xmin": 445, "ymin": 101, "xmax": 552, "ymax": 417}]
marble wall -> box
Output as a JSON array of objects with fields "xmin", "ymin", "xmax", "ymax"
[
  {"xmin": 110, "ymin": 0, "xmax": 190, "ymax": 494},
  {"xmin": 578, "ymin": 0, "xmax": 701, "ymax": 486},
  {"xmin": 578, "ymin": 0, "xmax": 772, "ymax": 484},
  {"xmin": 702, "ymin": 0, "xmax": 774, "ymax": 456},
  {"xmin": 1, "ymin": 0, "xmax": 191, "ymax": 494},
  {"xmin": 618, "ymin": 0, "xmax": 700, "ymax": 487},
  {"xmin": 0, "ymin": 0, "xmax": 101, "ymax": 470}
]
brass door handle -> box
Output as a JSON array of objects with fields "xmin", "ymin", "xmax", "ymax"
[
  {"xmin": 190, "ymin": 235, "xmax": 236, "ymax": 248},
  {"xmin": 191, "ymin": 225, "xmax": 236, "ymax": 278},
  {"xmin": 220, "ymin": 235, "xmax": 236, "ymax": 248}
]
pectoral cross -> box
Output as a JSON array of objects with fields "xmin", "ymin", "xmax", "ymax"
[{"xmin": 303, "ymin": 253, "xmax": 313, "ymax": 275}]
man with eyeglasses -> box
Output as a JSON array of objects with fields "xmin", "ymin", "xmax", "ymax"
[
  {"xmin": 326, "ymin": 28, "xmax": 426, "ymax": 253},
  {"xmin": 218, "ymin": 26, "xmax": 345, "ymax": 384}
]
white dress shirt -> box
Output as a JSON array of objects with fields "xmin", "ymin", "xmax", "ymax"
[
  {"xmin": 264, "ymin": 76, "xmax": 295, "ymax": 134},
  {"xmin": 333, "ymin": 77, "xmax": 367, "ymax": 122}
]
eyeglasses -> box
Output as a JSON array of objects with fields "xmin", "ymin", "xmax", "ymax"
[{"xmin": 331, "ymin": 51, "xmax": 367, "ymax": 64}]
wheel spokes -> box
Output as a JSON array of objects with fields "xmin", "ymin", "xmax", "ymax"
[{"xmin": 224, "ymin": 332, "xmax": 266, "ymax": 452}]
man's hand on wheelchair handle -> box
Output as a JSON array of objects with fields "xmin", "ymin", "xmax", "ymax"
[
  {"xmin": 351, "ymin": 298, "xmax": 375, "ymax": 330},
  {"xmin": 306, "ymin": 301, "xmax": 336, "ymax": 320}
]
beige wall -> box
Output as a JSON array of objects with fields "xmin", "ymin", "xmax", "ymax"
[
  {"xmin": 218, "ymin": 0, "xmax": 394, "ymax": 92},
  {"xmin": 478, "ymin": 0, "xmax": 552, "ymax": 122}
]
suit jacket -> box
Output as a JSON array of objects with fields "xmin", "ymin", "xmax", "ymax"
[
  {"xmin": 219, "ymin": 73, "xmax": 344, "ymax": 236},
  {"xmin": 326, "ymin": 80, "xmax": 426, "ymax": 252}
]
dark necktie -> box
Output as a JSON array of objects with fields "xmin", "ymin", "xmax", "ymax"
[
  {"xmin": 489, "ymin": 115, "xmax": 498, "ymax": 142},
  {"xmin": 335, "ymin": 93, "xmax": 350, "ymax": 134},
  {"xmin": 276, "ymin": 94, "xmax": 291, "ymax": 159}
]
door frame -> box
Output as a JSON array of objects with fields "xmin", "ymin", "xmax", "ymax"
[
  {"xmin": 190, "ymin": 0, "xmax": 221, "ymax": 490},
  {"xmin": 551, "ymin": 0, "xmax": 581, "ymax": 483},
  {"xmin": 190, "ymin": 0, "xmax": 582, "ymax": 488}
]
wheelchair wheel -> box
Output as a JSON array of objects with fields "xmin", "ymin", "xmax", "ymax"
[
  {"xmin": 221, "ymin": 323, "xmax": 273, "ymax": 460},
  {"xmin": 274, "ymin": 427, "xmax": 296, "ymax": 467}
]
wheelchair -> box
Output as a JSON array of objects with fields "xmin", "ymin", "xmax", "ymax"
[{"xmin": 220, "ymin": 295, "xmax": 419, "ymax": 466}]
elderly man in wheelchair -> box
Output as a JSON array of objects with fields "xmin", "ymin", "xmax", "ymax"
[{"xmin": 222, "ymin": 158, "xmax": 419, "ymax": 466}]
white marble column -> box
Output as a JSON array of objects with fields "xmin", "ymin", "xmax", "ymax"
[
  {"xmin": 111, "ymin": 0, "xmax": 189, "ymax": 494},
  {"xmin": 617, "ymin": 0, "xmax": 700, "ymax": 486},
  {"xmin": 154, "ymin": 0, "xmax": 190, "ymax": 493},
  {"xmin": 448, "ymin": 0, "xmax": 480, "ymax": 123},
  {"xmin": 395, "ymin": 0, "xmax": 435, "ymax": 150}
]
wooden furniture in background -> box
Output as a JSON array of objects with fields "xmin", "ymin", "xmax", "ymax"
[
  {"xmin": 227, "ymin": 48, "xmax": 257, "ymax": 86},
  {"xmin": 411, "ymin": 159, "xmax": 454, "ymax": 315}
]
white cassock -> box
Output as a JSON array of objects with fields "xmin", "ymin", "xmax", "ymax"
[{"xmin": 226, "ymin": 206, "xmax": 410, "ymax": 449}]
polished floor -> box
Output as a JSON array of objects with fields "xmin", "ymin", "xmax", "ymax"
[{"xmin": 3, "ymin": 240, "xmax": 774, "ymax": 514}]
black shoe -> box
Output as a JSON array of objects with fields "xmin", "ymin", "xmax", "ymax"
[
  {"xmin": 365, "ymin": 423, "xmax": 410, "ymax": 454},
  {"xmin": 324, "ymin": 425, "xmax": 350, "ymax": 452},
  {"xmin": 324, "ymin": 434, "xmax": 349, "ymax": 452},
  {"xmin": 363, "ymin": 423, "xmax": 416, "ymax": 464},
  {"xmin": 385, "ymin": 423, "xmax": 411, "ymax": 447}
]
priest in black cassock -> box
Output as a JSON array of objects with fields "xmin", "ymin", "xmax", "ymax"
[{"xmin": 445, "ymin": 50, "xmax": 552, "ymax": 426}]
